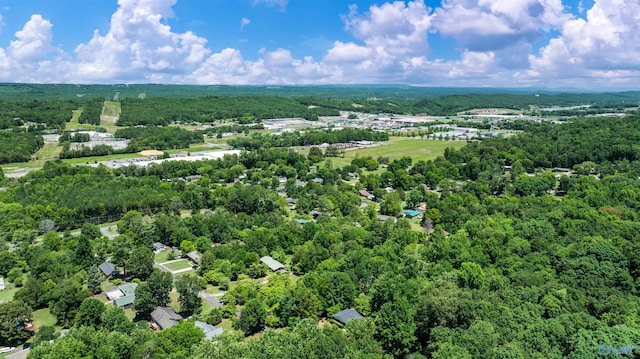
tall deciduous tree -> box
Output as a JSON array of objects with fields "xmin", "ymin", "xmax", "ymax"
[
  {"xmin": 74, "ymin": 235, "xmax": 95, "ymax": 269},
  {"xmin": 375, "ymin": 296, "xmax": 417, "ymax": 358},
  {"xmin": 87, "ymin": 266, "xmax": 103, "ymax": 295},
  {"xmin": 74, "ymin": 298, "xmax": 105, "ymax": 329},
  {"xmin": 0, "ymin": 300, "xmax": 33, "ymax": 345},
  {"xmin": 235, "ymin": 298, "xmax": 266, "ymax": 336},
  {"xmin": 175, "ymin": 274, "xmax": 204, "ymax": 316},
  {"xmin": 133, "ymin": 283, "xmax": 156, "ymax": 318},
  {"xmin": 127, "ymin": 246, "xmax": 154, "ymax": 280},
  {"xmin": 100, "ymin": 306, "xmax": 133, "ymax": 333},
  {"xmin": 147, "ymin": 269, "xmax": 173, "ymax": 307},
  {"xmin": 50, "ymin": 279, "xmax": 90, "ymax": 327}
]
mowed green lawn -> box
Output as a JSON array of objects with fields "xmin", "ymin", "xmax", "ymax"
[
  {"xmin": 325, "ymin": 137, "xmax": 467, "ymax": 167},
  {"xmin": 34, "ymin": 142, "xmax": 62, "ymax": 160},
  {"xmin": 0, "ymin": 286, "xmax": 18, "ymax": 303},
  {"xmin": 163, "ymin": 259, "xmax": 194, "ymax": 271},
  {"xmin": 32, "ymin": 308, "xmax": 57, "ymax": 329}
]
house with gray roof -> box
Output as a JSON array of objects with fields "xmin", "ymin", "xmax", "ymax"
[
  {"xmin": 260, "ymin": 256, "xmax": 285, "ymax": 272},
  {"xmin": 153, "ymin": 242, "xmax": 166, "ymax": 252},
  {"xmin": 332, "ymin": 308, "xmax": 363, "ymax": 326},
  {"xmin": 195, "ymin": 321, "xmax": 223, "ymax": 341},
  {"xmin": 150, "ymin": 307, "xmax": 182, "ymax": 330},
  {"xmin": 98, "ymin": 262, "xmax": 118, "ymax": 277},
  {"xmin": 185, "ymin": 251, "xmax": 201, "ymax": 265}
]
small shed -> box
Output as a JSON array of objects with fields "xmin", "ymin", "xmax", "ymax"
[
  {"xmin": 260, "ymin": 256, "xmax": 285, "ymax": 272},
  {"xmin": 0, "ymin": 278, "xmax": 5, "ymax": 290},
  {"xmin": 98, "ymin": 262, "xmax": 118, "ymax": 277},
  {"xmin": 151, "ymin": 306, "xmax": 182, "ymax": 330},
  {"xmin": 332, "ymin": 308, "xmax": 363, "ymax": 326}
]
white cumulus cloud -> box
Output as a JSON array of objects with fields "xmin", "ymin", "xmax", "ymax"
[
  {"xmin": 432, "ymin": 0, "xmax": 572, "ymax": 51},
  {"xmin": 525, "ymin": 0, "xmax": 640, "ymax": 88},
  {"xmin": 0, "ymin": 14, "xmax": 60, "ymax": 82},
  {"xmin": 69, "ymin": 0, "xmax": 210, "ymax": 82},
  {"xmin": 1, "ymin": 0, "xmax": 640, "ymax": 88}
]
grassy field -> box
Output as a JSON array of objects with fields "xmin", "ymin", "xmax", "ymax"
[
  {"xmin": 32, "ymin": 308, "xmax": 57, "ymax": 329},
  {"xmin": 322, "ymin": 137, "xmax": 467, "ymax": 168},
  {"xmin": 34, "ymin": 142, "xmax": 62, "ymax": 160},
  {"xmin": 163, "ymin": 259, "xmax": 194, "ymax": 271},
  {"xmin": 0, "ymin": 286, "xmax": 18, "ymax": 303},
  {"xmin": 155, "ymin": 250, "xmax": 179, "ymax": 264},
  {"xmin": 344, "ymin": 137, "xmax": 464, "ymax": 166},
  {"xmin": 65, "ymin": 109, "xmax": 95, "ymax": 131},
  {"xmin": 102, "ymin": 101, "xmax": 120, "ymax": 118}
]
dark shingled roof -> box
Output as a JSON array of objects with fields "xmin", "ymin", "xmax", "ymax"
[
  {"xmin": 151, "ymin": 306, "xmax": 182, "ymax": 329},
  {"xmin": 332, "ymin": 308, "xmax": 363, "ymax": 325},
  {"xmin": 98, "ymin": 262, "xmax": 116, "ymax": 276}
]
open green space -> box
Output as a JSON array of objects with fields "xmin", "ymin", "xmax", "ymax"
[
  {"xmin": 154, "ymin": 250, "xmax": 179, "ymax": 263},
  {"xmin": 65, "ymin": 109, "xmax": 94, "ymax": 131},
  {"xmin": 163, "ymin": 259, "xmax": 194, "ymax": 271},
  {"xmin": 32, "ymin": 308, "xmax": 57, "ymax": 329},
  {"xmin": 0, "ymin": 286, "xmax": 18, "ymax": 303},
  {"xmin": 34, "ymin": 142, "xmax": 62, "ymax": 160},
  {"xmin": 321, "ymin": 137, "xmax": 467, "ymax": 168},
  {"xmin": 102, "ymin": 101, "xmax": 120, "ymax": 119}
]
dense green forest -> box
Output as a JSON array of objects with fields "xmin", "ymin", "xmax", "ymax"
[
  {"xmin": 78, "ymin": 98, "xmax": 104, "ymax": 125},
  {"xmin": 0, "ymin": 131, "xmax": 44, "ymax": 164},
  {"xmin": 114, "ymin": 126, "xmax": 204, "ymax": 151},
  {"xmin": 1, "ymin": 116, "xmax": 640, "ymax": 358},
  {"xmin": 0, "ymin": 100, "xmax": 76, "ymax": 129},
  {"xmin": 228, "ymin": 128, "xmax": 390, "ymax": 150},
  {"xmin": 117, "ymin": 97, "xmax": 340, "ymax": 125}
]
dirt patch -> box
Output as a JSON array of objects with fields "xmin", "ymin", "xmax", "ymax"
[{"xmin": 138, "ymin": 150, "xmax": 164, "ymax": 156}]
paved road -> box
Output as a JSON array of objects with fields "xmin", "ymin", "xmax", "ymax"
[
  {"xmin": 198, "ymin": 291, "xmax": 224, "ymax": 307},
  {"xmin": 100, "ymin": 225, "xmax": 118, "ymax": 240}
]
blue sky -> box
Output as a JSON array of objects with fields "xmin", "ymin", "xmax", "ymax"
[{"xmin": 0, "ymin": 0, "xmax": 637, "ymax": 89}]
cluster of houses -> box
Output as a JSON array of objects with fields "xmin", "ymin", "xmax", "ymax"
[{"xmin": 357, "ymin": 189, "xmax": 427, "ymax": 222}]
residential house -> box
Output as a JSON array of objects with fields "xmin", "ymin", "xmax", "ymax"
[
  {"xmin": 195, "ymin": 321, "xmax": 223, "ymax": 341},
  {"xmin": 377, "ymin": 215, "xmax": 397, "ymax": 223},
  {"xmin": 358, "ymin": 189, "xmax": 374, "ymax": 200},
  {"xmin": 106, "ymin": 282, "xmax": 138, "ymax": 309},
  {"xmin": 260, "ymin": 256, "xmax": 286, "ymax": 272},
  {"xmin": 150, "ymin": 307, "xmax": 182, "ymax": 330},
  {"xmin": 332, "ymin": 308, "xmax": 363, "ymax": 326},
  {"xmin": 98, "ymin": 262, "xmax": 118, "ymax": 277},
  {"xmin": 402, "ymin": 209, "xmax": 422, "ymax": 219},
  {"xmin": 153, "ymin": 242, "xmax": 166, "ymax": 252},
  {"xmin": 185, "ymin": 251, "xmax": 201, "ymax": 265},
  {"xmin": 285, "ymin": 198, "xmax": 298, "ymax": 210}
]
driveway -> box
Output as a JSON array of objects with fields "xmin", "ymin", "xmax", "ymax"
[{"xmin": 100, "ymin": 225, "xmax": 118, "ymax": 240}]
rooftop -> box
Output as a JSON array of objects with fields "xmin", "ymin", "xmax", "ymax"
[
  {"xmin": 151, "ymin": 306, "xmax": 182, "ymax": 330},
  {"xmin": 260, "ymin": 256, "xmax": 285, "ymax": 271},
  {"xmin": 332, "ymin": 308, "xmax": 363, "ymax": 325},
  {"xmin": 194, "ymin": 321, "xmax": 223, "ymax": 340}
]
